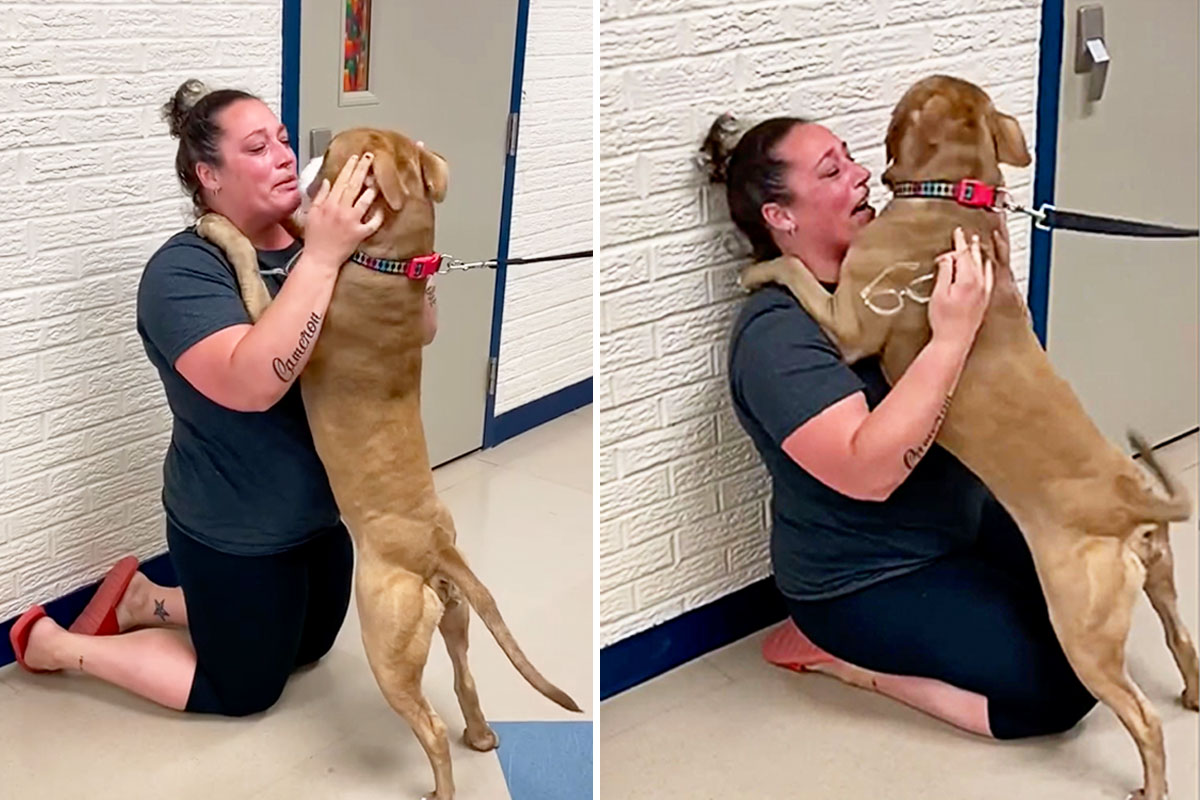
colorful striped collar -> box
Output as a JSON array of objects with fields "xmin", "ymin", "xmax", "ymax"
[
  {"xmin": 890, "ymin": 179, "xmax": 1006, "ymax": 210},
  {"xmin": 348, "ymin": 251, "xmax": 444, "ymax": 279}
]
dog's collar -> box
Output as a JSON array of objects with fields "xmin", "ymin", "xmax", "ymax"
[
  {"xmin": 891, "ymin": 179, "xmax": 1007, "ymax": 210},
  {"xmin": 349, "ymin": 251, "xmax": 444, "ymax": 279}
]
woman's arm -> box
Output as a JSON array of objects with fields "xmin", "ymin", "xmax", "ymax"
[
  {"xmin": 175, "ymin": 252, "xmax": 343, "ymax": 412},
  {"xmin": 175, "ymin": 153, "xmax": 382, "ymax": 412},
  {"xmin": 781, "ymin": 228, "xmax": 994, "ymax": 501}
]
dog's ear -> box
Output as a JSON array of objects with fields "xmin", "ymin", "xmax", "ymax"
[
  {"xmin": 373, "ymin": 154, "xmax": 420, "ymax": 211},
  {"xmin": 418, "ymin": 147, "xmax": 448, "ymax": 203},
  {"xmin": 991, "ymin": 110, "xmax": 1031, "ymax": 167}
]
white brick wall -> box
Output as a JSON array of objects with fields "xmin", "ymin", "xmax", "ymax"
[
  {"xmin": 0, "ymin": 1, "xmax": 282, "ymax": 620},
  {"xmin": 598, "ymin": 0, "xmax": 1045, "ymax": 646},
  {"xmin": 494, "ymin": 0, "xmax": 595, "ymax": 413}
]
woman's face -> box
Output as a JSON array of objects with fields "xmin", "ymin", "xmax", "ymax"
[
  {"xmin": 200, "ymin": 99, "xmax": 300, "ymax": 229},
  {"xmin": 766, "ymin": 122, "xmax": 874, "ymax": 261}
]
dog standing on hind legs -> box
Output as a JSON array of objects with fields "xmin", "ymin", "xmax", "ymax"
[
  {"xmin": 739, "ymin": 76, "xmax": 1197, "ymax": 800},
  {"xmin": 197, "ymin": 127, "xmax": 581, "ymax": 800}
]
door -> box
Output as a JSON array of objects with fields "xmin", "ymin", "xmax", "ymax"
[
  {"xmin": 1045, "ymin": 0, "xmax": 1199, "ymax": 449},
  {"xmin": 298, "ymin": 0, "xmax": 519, "ymax": 465}
]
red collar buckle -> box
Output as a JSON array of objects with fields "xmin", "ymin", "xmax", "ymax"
[
  {"xmin": 954, "ymin": 179, "xmax": 997, "ymax": 208},
  {"xmin": 405, "ymin": 254, "xmax": 442, "ymax": 280}
]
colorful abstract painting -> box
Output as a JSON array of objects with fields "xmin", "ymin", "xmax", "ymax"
[{"xmin": 343, "ymin": 0, "xmax": 371, "ymax": 93}]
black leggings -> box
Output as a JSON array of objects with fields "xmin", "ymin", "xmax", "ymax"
[
  {"xmin": 167, "ymin": 520, "xmax": 353, "ymax": 716},
  {"xmin": 786, "ymin": 498, "xmax": 1098, "ymax": 739}
]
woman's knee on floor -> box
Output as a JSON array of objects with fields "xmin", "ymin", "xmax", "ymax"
[
  {"xmin": 293, "ymin": 629, "xmax": 338, "ymax": 669},
  {"xmin": 990, "ymin": 670, "xmax": 1098, "ymax": 739},
  {"xmin": 190, "ymin": 669, "xmax": 290, "ymax": 717}
]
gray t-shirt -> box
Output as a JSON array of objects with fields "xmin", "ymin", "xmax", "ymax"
[
  {"xmin": 136, "ymin": 229, "xmax": 340, "ymax": 556},
  {"xmin": 728, "ymin": 285, "xmax": 990, "ymax": 600}
]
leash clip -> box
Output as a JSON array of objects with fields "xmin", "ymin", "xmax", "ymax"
[{"xmin": 438, "ymin": 257, "xmax": 495, "ymax": 274}]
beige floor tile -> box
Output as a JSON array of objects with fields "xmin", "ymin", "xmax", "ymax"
[
  {"xmin": 476, "ymin": 408, "xmax": 593, "ymax": 494},
  {"xmin": 432, "ymin": 453, "xmax": 499, "ymax": 493},
  {"xmin": 600, "ymin": 455, "xmax": 1199, "ymax": 799},
  {"xmin": 0, "ymin": 410, "xmax": 592, "ymax": 799},
  {"xmin": 600, "ymin": 659, "xmax": 731, "ymax": 741}
]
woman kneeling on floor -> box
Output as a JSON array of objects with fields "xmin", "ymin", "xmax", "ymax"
[{"xmin": 9, "ymin": 79, "xmax": 436, "ymax": 716}]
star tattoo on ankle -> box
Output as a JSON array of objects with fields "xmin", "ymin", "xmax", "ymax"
[{"xmin": 154, "ymin": 599, "xmax": 170, "ymax": 622}]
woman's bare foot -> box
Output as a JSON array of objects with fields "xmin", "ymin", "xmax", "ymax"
[{"xmin": 22, "ymin": 616, "xmax": 68, "ymax": 672}]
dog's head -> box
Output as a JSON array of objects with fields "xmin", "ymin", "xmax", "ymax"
[
  {"xmin": 299, "ymin": 127, "xmax": 449, "ymax": 254},
  {"xmin": 882, "ymin": 75, "xmax": 1031, "ymax": 187}
]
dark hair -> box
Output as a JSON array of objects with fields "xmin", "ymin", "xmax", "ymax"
[
  {"xmin": 699, "ymin": 113, "xmax": 808, "ymax": 261},
  {"xmin": 161, "ymin": 79, "xmax": 260, "ymax": 215}
]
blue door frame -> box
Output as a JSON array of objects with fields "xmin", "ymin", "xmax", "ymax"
[{"xmin": 1028, "ymin": 0, "xmax": 1065, "ymax": 347}]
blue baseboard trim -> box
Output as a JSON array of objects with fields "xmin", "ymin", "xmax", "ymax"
[
  {"xmin": 600, "ymin": 576, "xmax": 787, "ymax": 701},
  {"xmin": 0, "ymin": 553, "xmax": 177, "ymax": 669},
  {"xmin": 1028, "ymin": 0, "xmax": 1064, "ymax": 346},
  {"xmin": 485, "ymin": 377, "xmax": 592, "ymax": 449}
]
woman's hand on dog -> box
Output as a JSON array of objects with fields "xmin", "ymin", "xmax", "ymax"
[
  {"xmin": 305, "ymin": 153, "xmax": 385, "ymax": 270},
  {"xmin": 929, "ymin": 227, "xmax": 994, "ymax": 351}
]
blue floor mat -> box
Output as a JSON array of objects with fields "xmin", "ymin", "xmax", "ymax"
[{"xmin": 490, "ymin": 721, "xmax": 592, "ymax": 800}]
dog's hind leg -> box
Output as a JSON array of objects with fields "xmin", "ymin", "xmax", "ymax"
[
  {"xmin": 1074, "ymin": 656, "xmax": 1167, "ymax": 800},
  {"xmin": 360, "ymin": 574, "xmax": 455, "ymax": 800},
  {"xmin": 1141, "ymin": 523, "xmax": 1200, "ymax": 710},
  {"xmin": 435, "ymin": 577, "xmax": 499, "ymax": 752}
]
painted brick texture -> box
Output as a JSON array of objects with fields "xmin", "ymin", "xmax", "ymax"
[
  {"xmin": 494, "ymin": 0, "xmax": 595, "ymax": 413},
  {"xmin": 599, "ymin": 0, "xmax": 1044, "ymax": 646},
  {"xmin": 0, "ymin": 1, "xmax": 281, "ymax": 620}
]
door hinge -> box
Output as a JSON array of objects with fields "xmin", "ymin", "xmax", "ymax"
[
  {"xmin": 505, "ymin": 112, "xmax": 520, "ymax": 157},
  {"xmin": 487, "ymin": 356, "xmax": 498, "ymax": 395}
]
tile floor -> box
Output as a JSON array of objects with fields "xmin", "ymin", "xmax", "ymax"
[
  {"xmin": 0, "ymin": 406, "xmax": 593, "ymax": 800},
  {"xmin": 601, "ymin": 432, "xmax": 1199, "ymax": 800}
]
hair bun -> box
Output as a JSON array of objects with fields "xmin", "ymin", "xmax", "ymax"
[
  {"xmin": 698, "ymin": 112, "xmax": 740, "ymax": 184},
  {"xmin": 162, "ymin": 79, "xmax": 210, "ymax": 139}
]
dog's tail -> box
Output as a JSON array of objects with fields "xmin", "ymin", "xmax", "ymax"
[
  {"xmin": 438, "ymin": 546, "xmax": 582, "ymax": 713},
  {"xmin": 1127, "ymin": 431, "xmax": 1193, "ymax": 523}
]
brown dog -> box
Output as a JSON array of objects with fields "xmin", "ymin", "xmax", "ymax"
[
  {"xmin": 740, "ymin": 76, "xmax": 1196, "ymax": 800},
  {"xmin": 196, "ymin": 128, "xmax": 580, "ymax": 800}
]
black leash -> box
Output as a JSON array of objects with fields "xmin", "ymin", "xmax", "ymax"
[
  {"xmin": 442, "ymin": 249, "xmax": 593, "ymax": 272},
  {"xmin": 505, "ymin": 249, "xmax": 594, "ymax": 266},
  {"xmin": 1029, "ymin": 205, "xmax": 1198, "ymax": 238}
]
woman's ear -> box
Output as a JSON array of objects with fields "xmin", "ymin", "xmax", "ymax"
[{"xmin": 761, "ymin": 202, "xmax": 794, "ymax": 234}]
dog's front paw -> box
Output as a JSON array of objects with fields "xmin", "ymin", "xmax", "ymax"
[{"xmin": 462, "ymin": 725, "xmax": 499, "ymax": 752}]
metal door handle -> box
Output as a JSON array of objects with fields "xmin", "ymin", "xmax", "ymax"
[{"xmin": 1075, "ymin": 6, "xmax": 1109, "ymax": 102}]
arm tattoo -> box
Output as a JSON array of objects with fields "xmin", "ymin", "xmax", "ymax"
[
  {"xmin": 903, "ymin": 393, "xmax": 953, "ymax": 470},
  {"xmin": 154, "ymin": 598, "xmax": 170, "ymax": 622},
  {"xmin": 425, "ymin": 283, "xmax": 437, "ymax": 309},
  {"xmin": 272, "ymin": 311, "xmax": 322, "ymax": 382}
]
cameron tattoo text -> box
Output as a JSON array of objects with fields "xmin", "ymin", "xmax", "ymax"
[
  {"xmin": 904, "ymin": 393, "xmax": 953, "ymax": 470},
  {"xmin": 273, "ymin": 312, "xmax": 322, "ymax": 382}
]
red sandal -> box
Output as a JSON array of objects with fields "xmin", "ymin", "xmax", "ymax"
[
  {"xmin": 9, "ymin": 605, "xmax": 53, "ymax": 673},
  {"xmin": 762, "ymin": 619, "xmax": 837, "ymax": 672},
  {"xmin": 68, "ymin": 555, "xmax": 138, "ymax": 636}
]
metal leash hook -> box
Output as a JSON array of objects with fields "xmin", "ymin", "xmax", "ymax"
[{"xmin": 436, "ymin": 249, "xmax": 593, "ymax": 274}]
